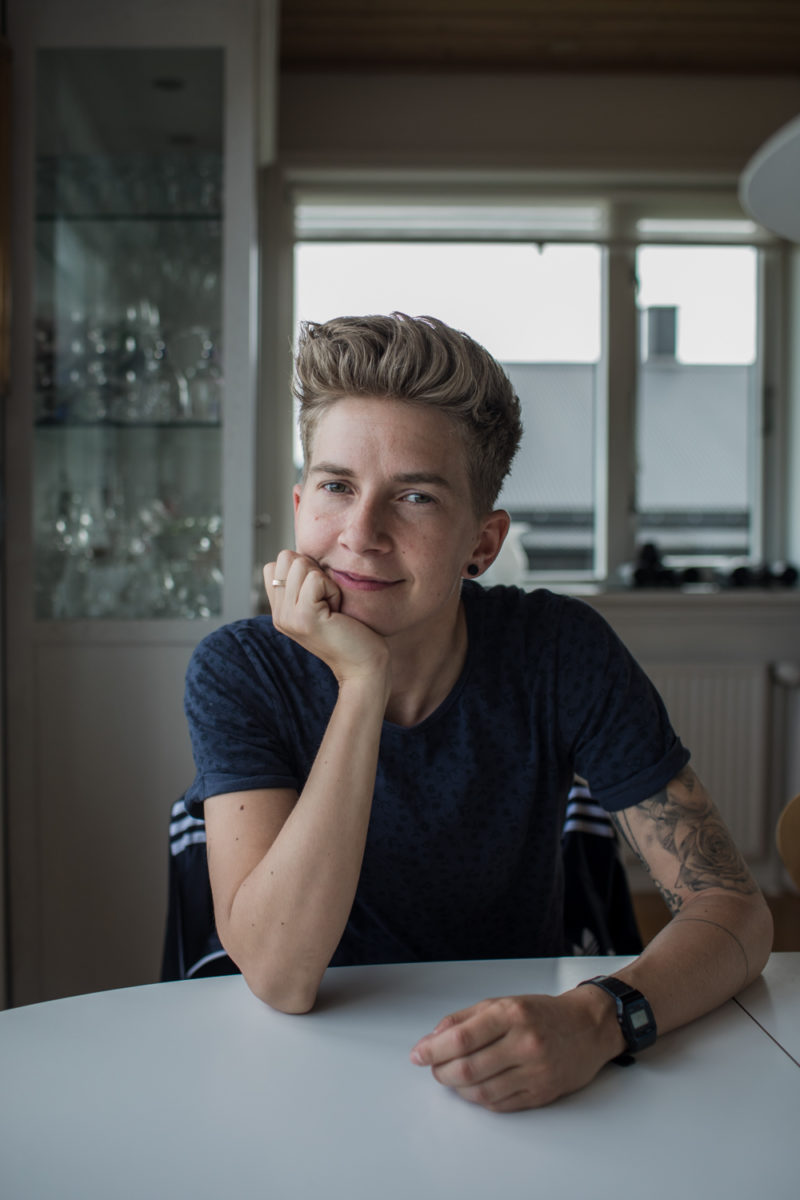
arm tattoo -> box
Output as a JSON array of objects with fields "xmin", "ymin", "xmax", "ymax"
[
  {"xmin": 611, "ymin": 807, "xmax": 684, "ymax": 913},
  {"xmin": 610, "ymin": 766, "xmax": 758, "ymax": 915}
]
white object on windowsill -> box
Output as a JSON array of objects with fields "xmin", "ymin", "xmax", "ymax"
[{"xmin": 480, "ymin": 521, "xmax": 530, "ymax": 587}]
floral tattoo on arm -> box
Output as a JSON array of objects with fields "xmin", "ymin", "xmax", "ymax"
[{"xmin": 610, "ymin": 765, "xmax": 758, "ymax": 915}]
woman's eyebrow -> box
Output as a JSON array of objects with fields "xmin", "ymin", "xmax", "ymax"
[
  {"xmin": 309, "ymin": 462, "xmax": 355, "ymax": 477},
  {"xmin": 393, "ymin": 472, "xmax": 452, "ymax": 489}
]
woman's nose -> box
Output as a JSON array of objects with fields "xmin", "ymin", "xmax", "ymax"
[{"xmin": 338, "ymin": 497, "xmax": 390, "ymax": 553}]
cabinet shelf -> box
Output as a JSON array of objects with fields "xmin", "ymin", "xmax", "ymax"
[
  {"xmin": 35, "ymin": 418, "xmax": 222, "ymax": 431},
  {"xmin": 36, "ymin": 212, "xmax": 222, "ymax": 223}
]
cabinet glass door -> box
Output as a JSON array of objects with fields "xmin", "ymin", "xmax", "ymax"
[{"xmin": 33, "ymin": 48, "xmax": 224, "ymax": 618}]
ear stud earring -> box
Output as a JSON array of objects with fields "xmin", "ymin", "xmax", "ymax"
[{"xmin": 467, "ymin": 564, "xmax": 479, "ymax": 576}]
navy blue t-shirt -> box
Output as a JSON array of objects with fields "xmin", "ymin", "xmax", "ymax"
[{"xmin": 184, "ymin": 582, "xmax": 689, "ymax": 964}]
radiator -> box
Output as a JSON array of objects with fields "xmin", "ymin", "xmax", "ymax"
[{"xmin": 643, "ymin": 663, "xmax": 769, "ymax": 859}]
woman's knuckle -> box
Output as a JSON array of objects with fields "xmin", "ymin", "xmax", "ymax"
[
  {"xmin": 451, "ymin": 1026, "xmax": 470, "ymax": 1055},
  {"xmin": 519, "ymin": 1030, "xmax": 544, "ymax": 1061},
  {"xmin": 503, "ymin": 996, "xmax": 527, "ymax": 1022},
  {"xmin": 454, "ymin": 1058, "xmax": 476, "ymax": 1085}
]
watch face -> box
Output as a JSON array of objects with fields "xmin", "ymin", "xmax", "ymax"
[
  {"xmin": 624, "ymin": 997, "xmax": 657, "ymax": 1051},
  {"xmin": 630, "ymin": 1005, "xmax": 652, "ymax": 1031}
]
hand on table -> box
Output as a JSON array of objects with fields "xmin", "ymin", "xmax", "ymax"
[
  {"xmin": 264, "ymin": 551, "xmax": 390, "ymax": 687},
  {"xmin": 410, "ymin": 990, "xmax": 619, "ymax": 1112}
]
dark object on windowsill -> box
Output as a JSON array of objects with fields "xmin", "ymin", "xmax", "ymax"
[
  {"xmin": 632, "ymin": 542, "xmax": 659, "ymax": 587},
  {"xmin": 633, "ymin": 571, "xmax": 681, "ymax": 590},
  {"xmin": 727, "ymin": 562, "xmax": 798, "ymax": 589},
  {"xmin": 632, "ymin": 542, "xmax": 678, "ymax": 588},
  {"xmin": 638, "ymin": 542, "xmax": 661, "ymax": 569},
  {"xmin": 631, "ymin": 545, "xmax": 799, "ymax": 591}
]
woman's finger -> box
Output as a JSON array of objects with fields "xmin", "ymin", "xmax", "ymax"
[{"xmin": 410, "ymin": 1000, "xmax": 506, "ymax": 1067}]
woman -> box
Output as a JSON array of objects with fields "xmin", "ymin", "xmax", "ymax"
[{"xmin": 184, "ymin": 313, "xmax": 771, "ymax": 1111}]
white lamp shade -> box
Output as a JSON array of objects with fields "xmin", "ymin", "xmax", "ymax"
[{"xmin": 739, "ymin": 112, "xmax": 800, "ymax": 243}]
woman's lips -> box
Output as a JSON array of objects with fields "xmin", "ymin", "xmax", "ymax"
[{"xmin": 328, "ymin": 568, "xmax": 400, "ymax": 592}]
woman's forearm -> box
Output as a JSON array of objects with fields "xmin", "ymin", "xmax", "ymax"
[
  {"xmin": 613, "ymin": 888, "xmax": 773, "ymax": 1038},
  {"xmin": 222, "ymin": 673, "xmax": 389, "ymax": 1012}
]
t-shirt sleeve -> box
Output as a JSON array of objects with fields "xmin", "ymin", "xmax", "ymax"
[
  {"xmin": 183, "ymin": 624, "xmax": 300, "ymax": 817},
  {"xmin": 554, "ymin": 596, "xmax": 690, "ymax": 811}
]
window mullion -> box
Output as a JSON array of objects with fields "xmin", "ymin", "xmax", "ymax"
[
  {"xmin": 599, "ymin": 240, "xmax": 638, "ymax": 582},
  {"xmin": 756, "ymin": 246, "xmax": 786, "ymax": 564}
]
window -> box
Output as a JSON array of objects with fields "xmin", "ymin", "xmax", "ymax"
[
  {"xmin": 292, "ymin": 193, "xmax": 779, "ymax": 584},
  {"xmin": 636, "ymin": 244, "xmax": 759, "ymax": 567},
  {"xmin": 295, "ymin": 239, "xmax": 602, "ymax": 571}
]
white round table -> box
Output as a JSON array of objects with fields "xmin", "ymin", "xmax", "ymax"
[{"xmin": 1, "ymin": 955, "xmax": 798, "ymax": 1199}]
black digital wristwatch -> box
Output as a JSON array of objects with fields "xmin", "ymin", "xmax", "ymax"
[{"xmin": 579, "ymin": 975, "xmax": 658, "ymax": 1064}]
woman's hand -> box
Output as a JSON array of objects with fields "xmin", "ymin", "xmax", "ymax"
[
  {"xmin": 409, "ymin": 987, "xmax": 622, "ymax": 1112},
  {"xmin": 265, "ymin": 551, "xmax": 390, "ymax": 688}
]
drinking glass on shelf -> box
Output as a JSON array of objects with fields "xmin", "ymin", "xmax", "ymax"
[
  {"xmin": 169, "ymin": 326, "xmax": 223, "ymax": 422},
  {"xmin": 107, "ymin": 299, "xmax": 182, "ymax": 423}
]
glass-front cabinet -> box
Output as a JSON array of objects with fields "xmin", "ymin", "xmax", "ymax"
[
  {"xmin": 6, "ymin": 0, "xmax": 263, "ymax": 1007},
  {"xmin": 33, "ymin": 48, "xmax": 226, "ymax": 619}
]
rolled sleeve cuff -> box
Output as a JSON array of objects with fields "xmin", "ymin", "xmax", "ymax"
[
  {"xmin": 183, "ymin": 771, "xmax": 298, "ymax": 818},
  {"xmin": 589, "ymin": 739, "xmax": 691, "ymax": 813}
]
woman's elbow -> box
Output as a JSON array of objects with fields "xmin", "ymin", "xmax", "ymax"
[
  {"xmin": 237, "ymin": 957, "xmax": 321, "ymax": 1014},
  {"xmin": 251, "ymin": 980, "xmax": 318, "ymax": 1015},
  {"xmin": 217, "ymin": 919, "xmax": 322, "ymax": 1012},
  {"xmin": 749, "ymin": 893, "xmax": 774, "ymax": 978},
  {"xmin": 728, "ymin": 888, "xmax": 774, "ymax": 986}
]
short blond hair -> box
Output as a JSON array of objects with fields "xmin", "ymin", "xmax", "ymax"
[{"xmin": 293, "ymin": 313, "xmax": 522, "ymax": 515}]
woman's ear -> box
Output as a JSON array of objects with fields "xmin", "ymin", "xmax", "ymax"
[{"xmin": 464, "ymin": 509, "xmax": 511, "ymax": 578}]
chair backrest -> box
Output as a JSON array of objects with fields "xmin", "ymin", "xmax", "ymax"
[
  {"xmin": 162, "ymin": 796, "xmax": 238, "ymax": 981},
  {"xmin": 776, "ymin": 792, "xmax": 800, "ymax": 890},
  {"xmin": 561, "ymin": 782, "xmax": 643, "ymax": 956}
]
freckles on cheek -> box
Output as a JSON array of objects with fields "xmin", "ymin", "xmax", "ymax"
[
  {"xmin": 313, "ymin": 513, "xmax": 339, "ymax": 537},
  {"xmin": 298, "ymin": 513, "xmax": 336, "ymax": 554},
  {"xmin": 298, "ymin": 509, "xmax": 328, "ymax": 531}
]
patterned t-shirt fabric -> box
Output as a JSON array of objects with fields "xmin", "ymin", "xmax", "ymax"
[{"xmin": 184, "ymin": 582, "xmax": 689, "ymax": 964}]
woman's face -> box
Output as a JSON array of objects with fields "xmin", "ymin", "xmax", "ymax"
[{"xmin": 293, "ymin": 395, "xmax": 500, "ymax": 643}]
